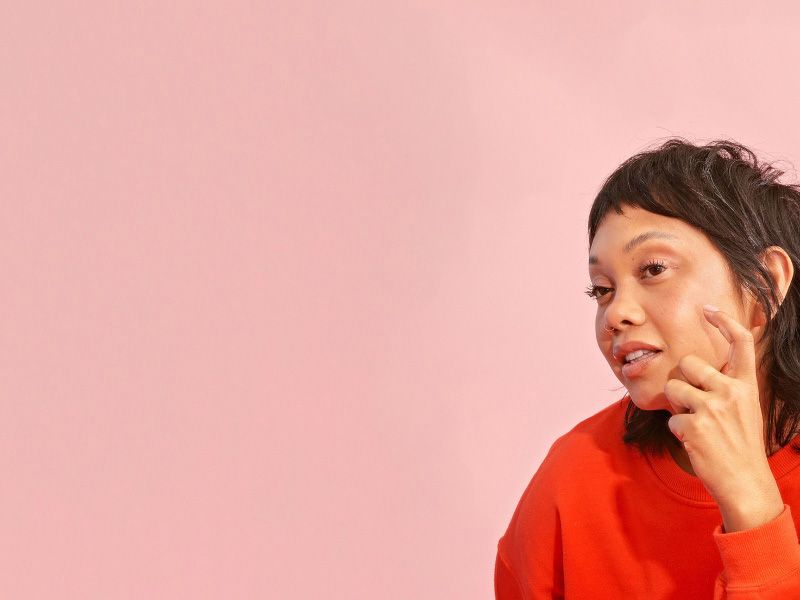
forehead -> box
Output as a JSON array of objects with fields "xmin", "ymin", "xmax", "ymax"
[{"xmin": 589, "ymin": 206, "xmax": 703, "ymax": 264}]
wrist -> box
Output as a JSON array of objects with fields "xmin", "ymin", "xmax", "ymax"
[{"xmin": 718, "ymin": 480, "xmax": 784, "ymax": 533}]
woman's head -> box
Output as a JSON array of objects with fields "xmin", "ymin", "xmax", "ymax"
[{"xmin": 587, "ymin": 138, "xmax": 800, "ymax": 456}]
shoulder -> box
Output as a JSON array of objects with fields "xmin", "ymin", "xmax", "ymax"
[
  {"xmin": 547, "ymin": 395, "xmax": 629, "ymax": 465},
  {"xmin": 519, "ymin": 396, "xmax": 630, "ymax": 504},
  {"xmin": 500, "ymin": 396, "xmax": 631, "ymax": 551}
]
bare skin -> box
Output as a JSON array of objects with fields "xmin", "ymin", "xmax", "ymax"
[
  {"xmin": 667, "ymin": 395, "xmax": 787, "ymax": 477},
  {"xmin": 588, "ymin": 205, "xmax": 794, "ymax": 476}
]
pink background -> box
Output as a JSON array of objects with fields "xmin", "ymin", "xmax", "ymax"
[{"xmin": 2, "ymin": 2, "xmax": 799, "ymax": 598}]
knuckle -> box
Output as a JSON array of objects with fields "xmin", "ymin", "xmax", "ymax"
[
  {"xmin": 703, "ymin": 366, "xmax": 720, "ymax": 388},
  {"xmin": 731, "ymin": 381, "xmax": 749, "ymax": 400}
]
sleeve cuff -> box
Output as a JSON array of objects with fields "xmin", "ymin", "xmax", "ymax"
[{"xmin": 713, "ymin": 503, "xmax": 800, "ymax": 587}]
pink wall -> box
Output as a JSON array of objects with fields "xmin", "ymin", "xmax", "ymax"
[{"xmin": 2, "ymin": 1, "xmax": 799, "ymax": 598}]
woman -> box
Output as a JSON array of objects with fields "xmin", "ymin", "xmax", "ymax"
[{"xmin": 495, "ymin": 138, "xmax": 800, "ymax": 599}]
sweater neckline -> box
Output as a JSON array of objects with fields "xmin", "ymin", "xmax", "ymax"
[{"xmin": 635, "ymin": 406, "xmax": 800, "ymax": 503}]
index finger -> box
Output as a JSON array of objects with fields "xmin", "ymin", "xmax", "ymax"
[{"xmin": 702, "ymin": 304, "xmax": 757, "ymax": 384}]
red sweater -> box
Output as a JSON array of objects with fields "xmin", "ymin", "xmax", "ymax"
[{"xmin": 495, "ymin": 395, "xmax": 800, "ymax": 599}]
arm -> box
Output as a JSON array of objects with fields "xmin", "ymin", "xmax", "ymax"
[
  {"xmin": 716, "ymin": 472, "xmax": 784, "ymax": 534},
  {"xmin": 712, "ymin": 503, "xmax": 800, "ymax": 599},
  {"xmin": 494, "ymin": 541, "xmax": 524, "ymax": 600},
  {"xmin": 495, "ymin": 439, "xmax": 566, "ymax": 599}
]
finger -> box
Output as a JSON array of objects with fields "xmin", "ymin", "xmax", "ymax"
[
  {"xmin": 664, "ymin": 376, "xmax": 708, "ymax": 414},
  {"xmin": 667, "ymin": 412, "xmax": 691, "ymax": 443},
  {"xmin": 677, "ymin": 353, "xmax": 726, "ymax": 392},
  {"xmin": 702, "ymin": 304, "xmax": 757, "ymax": 384}
]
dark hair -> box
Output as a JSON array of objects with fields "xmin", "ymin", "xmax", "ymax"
[{"xmin": 587, "ymin": 137, "xmax": 800, "ymax": 458}]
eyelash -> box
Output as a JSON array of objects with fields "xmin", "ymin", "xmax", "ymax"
[{"xmin": 584, "ymin": 259, "xmax": 668, "ymax": 300}]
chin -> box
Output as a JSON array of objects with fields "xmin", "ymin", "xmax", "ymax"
[{"xmin": 627, "ymin": 389, "xmax": 672, "ymax": 413}]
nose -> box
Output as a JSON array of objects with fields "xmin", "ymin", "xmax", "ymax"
[{"xmin": 602, "ymin": 284, "xmax": 645, "ymax": 332}]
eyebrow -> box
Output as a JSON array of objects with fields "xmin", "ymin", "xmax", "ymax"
[{"xmin": 588, "ymin": 230, "xmax": 680, "ymax": 265}]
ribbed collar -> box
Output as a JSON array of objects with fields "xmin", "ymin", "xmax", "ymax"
[{"xmin": 645, "ymin": 426, "xmax": 800, "ymax": 503}]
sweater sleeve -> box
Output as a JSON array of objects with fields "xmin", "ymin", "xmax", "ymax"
[
  {"xmin": 494, "ymin": 541, "xmax": 523, "ymax": 600},
  {"xmin": 495, "ymin": 529, "xmax": 565, "ymax": 600},
  {"xmin": 712, "ymin": 503, "xmax": 800, "ymax": 598},
  {"xmin": 494, "ymin": 439, "xmax": 566, "ymax": 599}
]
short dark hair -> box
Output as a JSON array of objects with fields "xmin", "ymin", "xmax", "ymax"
[{"xmin": 587, "ymin": 137, "xmax": 800, "ymax": 457}]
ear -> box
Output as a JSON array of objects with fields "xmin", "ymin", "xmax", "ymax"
[{"xmin": 755, "ymin": 245, "xmax": 794, "ymax": 324}]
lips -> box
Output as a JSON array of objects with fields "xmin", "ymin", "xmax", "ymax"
[
  {"xmin": 612, "ymin": 341, "xmax": 663, "ymax": 364},
  {"xmin": 621, "ymin": 348, "xmax": 662, "ymax": 378}
]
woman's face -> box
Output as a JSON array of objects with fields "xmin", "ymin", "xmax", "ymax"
[{"xmin": 588, "ymin": 205, "xmax": 759, "ymax": 414}]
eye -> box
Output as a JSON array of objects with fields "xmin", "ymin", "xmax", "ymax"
[
  {"xmin": 584, "ymin": 284, "xmax": 611, "ymax": 300},
  {"xmin": 640, "ymin": 259, "xmax": 667, "ymax": 278},
  {"xmin": 584, "ymin": 258, "xmax": 669, "ymax": 301}
]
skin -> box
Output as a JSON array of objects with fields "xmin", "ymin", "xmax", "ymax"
[{"xmin": 588, "ymin": 205, "xmax": 795, "ymax": 531}]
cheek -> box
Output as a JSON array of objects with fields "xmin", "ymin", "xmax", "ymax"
[
  {"xmin": 594, "ymin": 319, "xmax": 606, "ymax": 345},
  {"xmin": 657, "ymin": 291, "xmax": 727, "ymax": 364}
]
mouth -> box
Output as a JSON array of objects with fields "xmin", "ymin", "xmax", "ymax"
[{"xmin": 621, "ymin": 350, "xmax": 662, "ymax": 378}]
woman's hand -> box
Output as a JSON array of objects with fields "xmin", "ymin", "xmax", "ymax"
[{"xmin": 664, "ymin": 304, "xmax": 784, "ymax": 532}]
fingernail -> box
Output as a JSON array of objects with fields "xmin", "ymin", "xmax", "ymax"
[{"xmin": 703, "ymin": 304, "xmax": 720, "ymax": 313}]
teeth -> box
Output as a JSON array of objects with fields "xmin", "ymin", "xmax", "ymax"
[{"xmin": 625, "ymin": 349, "xmax": 655, "ymax": 363}]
